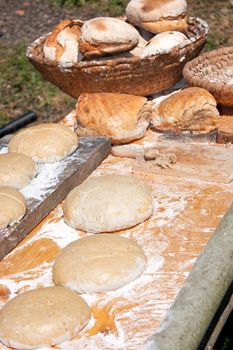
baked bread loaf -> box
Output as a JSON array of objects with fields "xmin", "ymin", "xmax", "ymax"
[
  {"xmin": 217, "ymin": 115, "xmax": 233, "ymax": 144},
  {"xmin": 126, "ymin": 0, "xmax": 188, "ymax": 33},
  {"xmin": 0, "ymin": 286, "xmax": 91, "ymax": 349},
  {"xmin": 150, "ymin": 87, "xmax": 220, "ymax": 133},
  {"xmin": 63, "ymin": 175, "xmax": 154, "ymax": 233},
  {"xmin": 53, "ymin": 235, "xmax": 147, "ymax": 293},
  {"xmin": 43, "ymin": 20, "xmax": 82, "ymax": 63},
  {"xmin": 0, "ymin": 153, "xmax": 37, "ymax": 189},
  {"xmin": 0, "ymin": 187, "xmax": 26, "ymax": 229},
  {"xmin": 8, "ymin": 123, "xmax": 79, "ymax": 163},
  {"xmin": 79, "ymin": 17, "xmax": 139, "ymax": 58},
  {"xmin": 141, "ymin": 31, "xmax": 189, "ymax": 58},
  {"xmin": 76, "ymin": 93, "xmax": 151, "ymax": 144}
]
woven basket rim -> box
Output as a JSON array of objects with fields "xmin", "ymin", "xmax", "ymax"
[
  {"xmin": 26, "ymin": 16, "xmax": 208, "ymax": 70},
  {"xmin": 183, "ymin": 45, "xmax": 233, "ymax": 92}
]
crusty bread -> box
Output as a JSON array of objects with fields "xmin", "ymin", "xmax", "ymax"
[
  {"xmin": 0, "ymin": 187, "xmax": 26, "ymax": 229},
  {"xmin": 130, "ymin": 26, "xmax": 155, "ymax": 56},
  {"xmin": 126, "ymin": 0, "xmax": 188, "ymax": 33},
  {"xmin": 43, "ymin": 20, "xmax": 81, "ymax": 63},
  {"xmin": 76, "ymin": 93, "xmax": 151, "ymax": 144},
  {"xmin": 216, "ymin": 115, "xmax": 233, "ymax": 143},
  {"xmin": 0, "ymin": 287, "xmax": 90, "ymax": 349},
  {"xmin": 63, "ymin": 175, "xmax": 154, "ymax": 233},
  {"xmin": 79, "ymin": 17, "xmax": 139, "ymax": 58},
  {"xmin": 150, "ymin": 87, "xmax": 220, "ymax": 133},
  {"xmin": 0, "ymin": 153, "xmax": 37, "ymax": 189},
  {"xmin": 8, "ymin": 123, "xmax": 79, "ymax": 163},
  {"xmin": 141, "ymin": 31, "xmax": 189, "ymax": 58},
  {"xmin": 53, "ymin": 235, "xmax": 147, "ymax": 293}
]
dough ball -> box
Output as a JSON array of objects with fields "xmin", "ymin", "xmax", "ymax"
[
  {"xmin": 8, "ymin": 123, "xmax": 79, "ymax": 163},
  {"xmin": 0, "ymin": 187, "xmax": 26, "ymax": 229},
  {"xmin": 63, "ymin": 175, "xmax": 154, "ymax": 233},
  {"xmin": 53, "ymin": 234, "xmax": 147, "ymax": 293},
  {"xmin": 0, "ymin": 286, "xmax": 91, "ymax": 349},
  {"xmin": 0, "ymin": 153, "xmax": 37, "ymax": 189}
]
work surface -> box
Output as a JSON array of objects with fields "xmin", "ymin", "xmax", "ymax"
[{"xmin": 0, "ymin": 106, "xmax": 233, "ymax": 349}]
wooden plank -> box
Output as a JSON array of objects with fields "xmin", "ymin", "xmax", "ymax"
[
  {"xmin": 112, "ymin": 141, "xmax": 233, "ymax": 184},
  {"xmin": 0, "ymin": 136, "xmax": 111, "ymax": 260},
  {"xmin": 1, "ymin": 104, "xmax": 233, "ymax": 350}
]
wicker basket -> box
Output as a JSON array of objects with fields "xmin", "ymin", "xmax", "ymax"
[
  {"xmin": 183, "ymin": 46, "xmax": 233, "ymax": 106},
  {"xmin": 27, "ymin": 17, "xmax": 208, "ymax": 98}
]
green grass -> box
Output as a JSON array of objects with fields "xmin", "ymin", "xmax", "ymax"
[
  {"xmin": 50, "ymin": 0, "xmax": 127, "ymax": 16},
  {"xmin": 0, "ymin": 43, "xmax": 74, "ymax": 126},
  {"xmin": 0, "ymin": 113, "xmax": 9, "ymax": 128}
]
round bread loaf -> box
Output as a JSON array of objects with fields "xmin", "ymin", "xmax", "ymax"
[
  {"xmin": 63, "ymin": 175, "xmax": 154, "ymax": 233},
  {"xmin": 0, "ymin": 153, "xmax": 37, "ymax": 189},
  {"xmin": 0, "ymin": 187, "xmax": 26, "ymax": 229},
  {"xmin": 141, "ymin": 31, "xmax": 189, "ymax": 58},
  {"xmin": 53, "ymin": 234, "xmax": 147, "ymax": 293},
  {"xmin": 79, "ymin": 17, "xmax": 140, "ymax": 58},
  {"xmin": 150, "ymin": 87, "xmax": 220, "ymax": 133},
  {"xmin": 43, "ymin": 20, "xmax": 82, "ymax": 63},
  {"xmin": 126, "ymin": 0, "xmax": 188, "ymax": 33},
  {"xmin": 8, "ymin": 123, "xmax": 79, "ymax": 163},
  {"xmin": 76, "ymin": 93, "xmax": 151, "ymax": 144},
  {"xmin": 0, "ymin": 286, "xmax": 91, "ymax": 349}
]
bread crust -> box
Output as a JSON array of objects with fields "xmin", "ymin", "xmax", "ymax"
[
  {"xmin": 141, "ymin": 31, "xmax": 189, "ymax": 58},
  {"xmin": 126, "ymin": 0, "xmax": 188, "ymax": 33},
  {"xmin": 76, "ymin": 93, "xmax": 151, "ymax": 144},
  {"xmin": 141, "ymin": 15, "xmax": 188, "ymax": 33},
  {"xmin": 43, "ymin": 20, "xmax": 81, "ymax": 62},
  {"xmin": 150, "ymin": 87, "xmax": 220, "ymax": 133},
  {"xmin": 79, "ymin": 17, "xmax": 139, "ymax": 57}
]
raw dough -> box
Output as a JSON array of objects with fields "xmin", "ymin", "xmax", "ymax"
[
  {"xmin": 0, "ymin": 286, "xmax": 91, "ymax": 349},
  {"xmin": 0, "ymin": 187, "xmax": 26, "ymax": 229},
  {"xmin": 53, "ymin": 234, "xmax": 147, "ymax": 293},
  {"xmin": 8, "ymin": 123, "xmax": 79, "ymax": 163},
  {"xmin": 63, "ymin": 174, "xmax": 154, "ymax": 233},
  {"xmin": 0, "ymin": 153, "xmax": 37, "ymax": 189}
]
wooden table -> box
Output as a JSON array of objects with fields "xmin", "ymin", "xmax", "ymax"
[{"xmin": 0, "ymin": 109, "xmax": 233, "ymax": 350}]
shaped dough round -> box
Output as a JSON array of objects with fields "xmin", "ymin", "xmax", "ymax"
[
  {"xmin": 63, "ymin": 175, "xmax": 153, "ymax": 233},
  {"xmin": 0, "ymin": 153, "xmax": 37, "ymax": 189},
  {"xmin": 0, "ymin": 187, "xmax": 26, "ymax": 229},
  {"xmin": 8, "ymin": 123, "xmax": 79, "ymax": 163},
  {"xmin": 0, "ymin": 286, "xmax": 91, "ymax": 349},
  {"xmin": 53, "ymin": 234, "xmax": 147, "ymax": 293}
]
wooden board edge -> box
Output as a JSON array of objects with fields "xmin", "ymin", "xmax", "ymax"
[{"xmin": 0, "ymin": 138, "xmax": 111, "ymax": 260}]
